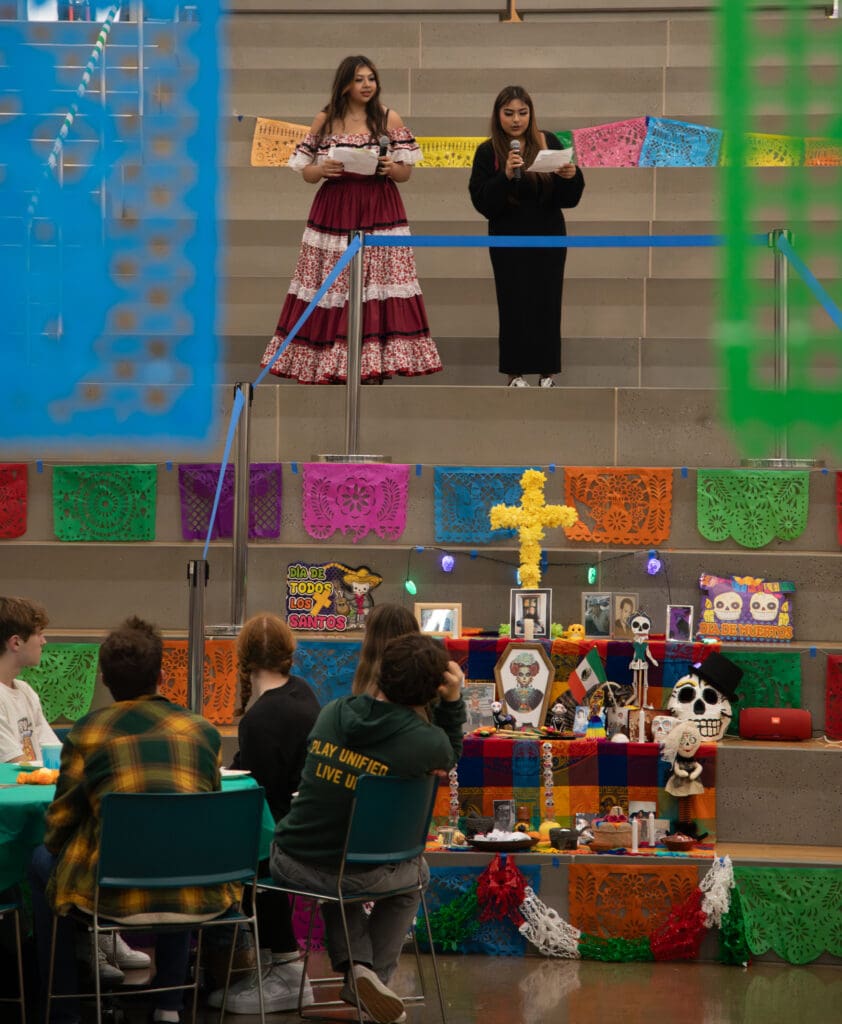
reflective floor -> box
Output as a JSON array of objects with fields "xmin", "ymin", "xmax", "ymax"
[{"xmin": 188, "ymin": 954, "xmax": 842, "ymax": 1024}]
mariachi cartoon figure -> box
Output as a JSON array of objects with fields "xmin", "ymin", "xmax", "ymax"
[
  {"xmin": 340, "ymin": 566, "xmax": 383, "ymax": 629},
  {"xmin": 628, "ymin": 611, "xmax": 658, "ymax": 708}
]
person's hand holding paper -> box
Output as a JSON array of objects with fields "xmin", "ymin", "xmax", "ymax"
[
  {"xmin": 327, "ymin": 146, "xmax": 379, "ymax": 176},
  {"xmin": 526, "ymin": 147, "xmax": 574, "ymax": 173}
]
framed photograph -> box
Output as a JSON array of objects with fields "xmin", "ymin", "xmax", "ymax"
[
  {"xmin": 493, "ymin": 799, "xmax": 516, "ymax": 833},
  {"xmin": 493, "ymin": 641, "xmax": 555, "ymax": 729},
  {"xmin": 582, "ymin": 592, "xmax": 612, "ymax": 638},
  {"xmin": 414, "ymin": 602, "xmax": 461, "ymax": 638},
  {"xmin": 509, "ymin": 588, "xmax": 551, "ymax": 639},
  {"xmin": 666, "ymin": 604, "xmax": 694, "ymax": 643},
  {"xmin": 463, "ymin": 681, "xmax": 497, "ymax": 733},
  {"xmin": 612, "ymin": 593, "xmax": 639, "ymax": 639}
]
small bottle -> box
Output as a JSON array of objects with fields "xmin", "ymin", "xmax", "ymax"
[{"xmin": 514, "ymin": 803, "xmax": 532, "ymax": 832}]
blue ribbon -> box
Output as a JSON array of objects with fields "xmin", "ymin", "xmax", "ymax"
[{"xmin": 776, "ymin": 234, "xmax": 842, "ymax": 333}]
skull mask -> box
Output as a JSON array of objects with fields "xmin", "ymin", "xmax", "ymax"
[{"xmin": 667, "ymin": 672, "xmax": 732, "ymax": 741}]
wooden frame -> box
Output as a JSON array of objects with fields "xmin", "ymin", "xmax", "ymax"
[
  {"xmin": 666, "ymin": 604, "xmax": 694, "ymax": 643},
  {"xmin": 493, "ymin": 641, "xmax": 555, "ymax": 729},
  {"xmin": 582, "ymin": 592, "xmax": 612, "ymax": 638},
  {"xmin": 612, "ymin": 592, "xmax": 639, "ymax": 639},
  {"xmin": 509, "ymin": 587, "xmax": 551, "ymax": 639},
  {"xmin": 414, "ymin": 602, "xmax": 462, "ymax": 638}
]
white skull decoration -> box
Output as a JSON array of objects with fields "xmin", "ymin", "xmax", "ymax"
[
  {"xmin": 749, "ymin": 592, "xmax": 780, "ymax": 622},
  {"xmin": 713, "ymin": 590, "xmax": 743, "ymax": 621},
  {"xmin": 667, "ymin": 672, "xmax": 732, "ymax": 741}
]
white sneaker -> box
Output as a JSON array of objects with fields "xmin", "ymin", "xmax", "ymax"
[
  {"xmin": 349, "ymin": 964, "xmax": 405, "ymax": 1024},
  {"xmin": 206, "ymin": 949, "xmax": 272, "ymax": 1008},
  {"xmin": 95, "ymin": 945, "xmax": 125, "ymax": 983},
  {"xmin": 507, "ymin": 375, "xmax": 529, "ymax": 387},
  {"xmin": 223, "ymin": 960, "xmax": 314, "ymax": 1014},
  {"xmin": 340, "ymin": 980, "xmax": 407, "ymax": 1023},
  {"xmin": 99, "ymin": 932, "xmax": 152, "ymax": 970},
  {"xmin": 539, "ymin": 376, "xmax": 557, "ymax": 388}
]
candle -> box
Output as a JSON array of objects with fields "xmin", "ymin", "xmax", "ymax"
[
  {"xmin": 523, "ymin": 618, "xmax": 534, "ymax": 640},
  {"xmin": 631, "ymin": 816, "xmax": 639, "ymax": 853},
  {"xmin": 637, "ymin": 708, "xmax": 646, "ymax": 742},
  {"xmin": 648, "ymin": 811, "xmax": 656, "ymax": 847}
]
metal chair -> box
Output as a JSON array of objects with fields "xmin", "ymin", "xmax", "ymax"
[
  {"xmin": 0, "ymin": 900, "xmax": 26, "ymax": 1024},
  {"xmin": 264, "ymin": 773, "xmax": 447, "ymax": 1024},
  {"xmin": 46, "ymin": 787, "xmax": 267, "ymax": 1024}
]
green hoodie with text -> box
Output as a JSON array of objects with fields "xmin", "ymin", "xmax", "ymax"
[{"xmin": 274, "ymin": 693, "xmax": 465, "ymax": 867}]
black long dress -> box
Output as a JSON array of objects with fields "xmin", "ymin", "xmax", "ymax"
[{"xmin": 469, "ymin": 132, "xmax": 585, "ymax": 376}]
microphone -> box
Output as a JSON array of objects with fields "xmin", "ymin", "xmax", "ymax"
[
  {"xmin": 377, "ymin": 135, "xmax": 389, "ymax": 175},
  {"xmin": 510, "ymin": 138, "xmax": 521, "ymax": 180}
]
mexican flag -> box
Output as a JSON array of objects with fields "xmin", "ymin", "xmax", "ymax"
[{"xmin": 567, "ymin": 647, "xmax": 607, "ymax": 704}]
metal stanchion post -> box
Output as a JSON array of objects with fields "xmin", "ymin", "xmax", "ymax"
[
  {"xmin": 230, "ymin": 382, "xmax": 253, "ymax": 629},
  {"xmin": 316, "ymin": 230, "xmax": 385, "ymax": 464},
  {"xmin": 742, "ymin": 228, "xmax": 822, "ymax": 469},
  {"xmin": 187, "ymin": 559, "xmax": 209, "ymax": 715}
]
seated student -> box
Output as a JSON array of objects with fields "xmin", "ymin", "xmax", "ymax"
[
  {"xmin": 29, "ymin": 616, "xmax": 236, "ymax": 1024},
  {"xmin": 1, "ymin": 597, "xmax": 149, "ymax": 983},
  {"xmin": 207, "ymin": 613, "xmax": 320, "ymax": 1014},
  {"xmin": 0, "ymin": 596, "xmax": 59, "ymax": 763},
  {"xmin": 271, "ymin": 632, "xmax": 466, "ymax": 1024}
]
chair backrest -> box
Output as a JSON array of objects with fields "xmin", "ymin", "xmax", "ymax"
[
  {"xmin": 97, "ymin": 788, "xmax": 265, "ymax": 890},
  {"xmin": 343, "ymin": 774, "xmax": 439, "ymax": 866}
]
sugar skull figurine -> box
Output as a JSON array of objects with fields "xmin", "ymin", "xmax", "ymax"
[
  {"xmin": 667, "ymin": 652, "xmax": 744, "ymax": 742},
  {"xmin": 628, "ymin": 611, "xmax": 658, "ymax": 708}
]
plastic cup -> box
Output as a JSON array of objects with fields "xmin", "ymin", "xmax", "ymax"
[{"xmin": 42, "ymin": 744, "xmax": 62, "ymax": 770}]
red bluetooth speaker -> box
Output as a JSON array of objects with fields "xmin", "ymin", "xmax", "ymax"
[{"xmin": 738, "ymin": 707, "xmax": 812, "ymax": 741}]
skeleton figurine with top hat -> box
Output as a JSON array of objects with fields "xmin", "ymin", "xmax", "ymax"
[{"xmin": 667, "ymin": 652, "xmax": 744, "ymax": 741}]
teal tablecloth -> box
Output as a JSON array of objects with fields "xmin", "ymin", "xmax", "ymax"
[{"xmin": 0, "ymin": 763, "xmax": 274, "ymax": 892}]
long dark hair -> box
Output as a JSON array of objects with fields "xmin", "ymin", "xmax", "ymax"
[
  {"xmin": 351, "ymin": 603, "xmax": 419, "ymax": 696},
  {"xmin": 489, "ymin": 84, "xmax": 545, "ymax": 174},
  {"xmin": 321, "ymin": 55, "xmax": 387, "ymax": 140}
]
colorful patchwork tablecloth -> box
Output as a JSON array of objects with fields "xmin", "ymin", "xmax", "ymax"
[{"xmin": 434, "ymin": 736, "xmax": 717, "ymax": 841}]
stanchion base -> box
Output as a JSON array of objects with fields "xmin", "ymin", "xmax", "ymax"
[
  {"xmin": 313, "ymin": 453, "xmax": 389, "ymax": 463},
  {"xmin": 741, "ymin": 458, "xmax": 825, "ymax": 469}
]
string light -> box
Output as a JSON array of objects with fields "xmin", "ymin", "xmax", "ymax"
[
  {"xmin": 441, "ymin": 553, "xmax": 455, "ymax": 573},
  {"xmin": 587, "ymin": 565, "xmax": 598, "ymax": 585},
  {"xmin": 404, "ymin": 578, "xmax": 418, "ymax": 595},
  {"xmin": 647, "ymin": 549, "xmax": 662, "ymax": 575}
]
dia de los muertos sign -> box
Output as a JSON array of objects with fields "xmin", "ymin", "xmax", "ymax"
[{"xmin": 285, "ymin": 562, "xmax": 383, "ymax": 632}]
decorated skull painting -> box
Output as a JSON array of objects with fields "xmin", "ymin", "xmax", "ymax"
[{"xmin": 698, "ymin": 573, "xmax": 794, "ymax": 642}]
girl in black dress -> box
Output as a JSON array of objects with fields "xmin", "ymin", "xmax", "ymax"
[{"xmin": 469, "ymin": 85, "xmax": 585, "ymax": 387}]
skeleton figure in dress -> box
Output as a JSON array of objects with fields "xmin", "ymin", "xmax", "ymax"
[{"xmin": 628, "ymin": 611, "xmax": 658, "ymax": 708}]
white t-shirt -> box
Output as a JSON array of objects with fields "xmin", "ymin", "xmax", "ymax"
[{"xmin": 0, "ymin": 677, "xmax": 60, "ymax": 762}]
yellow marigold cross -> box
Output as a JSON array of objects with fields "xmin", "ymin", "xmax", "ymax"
[{"xmin": 489, "ymin": 470, "xmax": 578, "ymax": 588}]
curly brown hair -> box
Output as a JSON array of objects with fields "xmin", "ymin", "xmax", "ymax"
[{"xmin": 236, "ymin": 613, "xmax": 297, "ymax": 715}]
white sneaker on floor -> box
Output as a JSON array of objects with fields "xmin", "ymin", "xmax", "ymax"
[
  {"xmin": 349, "ymin": 964, "xmax": 405, "ymax": 1024},
  {"xmin": 507, "ymin": 375, "xmax": 529, "ymax": 387},
  {"xmin": 99, "ymin": 932, "xmax": 152, "ymax": 970},
  {"xmin": 223, "ymin": 960, "xmax": 314, "ymax": 1014},
  {"xmin": 340, "ymin": 981, "xmax": 406, "ymax": 1024},
  {"xmin": 538, "ymin": 376, "xmax": 557, "ymax": 387},
  {"xmin": 206, "ymin": 949, "xmax": 273, "ymax": 1008}
]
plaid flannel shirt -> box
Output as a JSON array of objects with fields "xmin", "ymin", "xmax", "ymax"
[{"xmin": 44, "ymin": 694, "xmax": 238, "ymax": 920}]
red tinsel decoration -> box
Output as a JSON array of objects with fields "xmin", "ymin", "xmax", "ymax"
[
  {"xmin": 477, "ymin": 853, "xmax": 528, "ymax": 926},
  {"xmin": 649, "ymin": 885, "xmax": 707, "ymax": 961}
]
